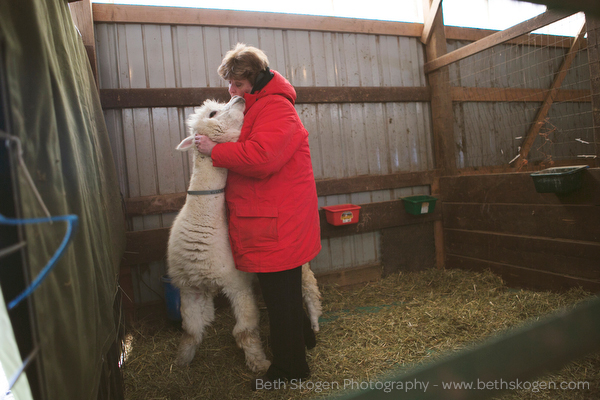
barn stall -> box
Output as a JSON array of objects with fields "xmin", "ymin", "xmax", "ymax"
[{"xmin": 1, "ymin": 0, "xmax": 599, "ymax": 399}]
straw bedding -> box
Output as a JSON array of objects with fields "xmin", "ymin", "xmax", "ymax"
[{"xmin": 121, "ymin": 268, "xmax": 599, "ymax": 399}]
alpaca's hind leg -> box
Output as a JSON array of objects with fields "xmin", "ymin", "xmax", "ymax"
[
  {"xmin": 301, "ymin": 263, "xmax": 322, "ymax": 332},
  {"xmin": 177, "ymin": 286, "xmax": 216, "ymax": 366},
  {"xmin": 222, "ymin": 274, "xmax": 271, "ymax": 373}
]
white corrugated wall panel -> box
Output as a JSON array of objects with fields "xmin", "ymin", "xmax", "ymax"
[{"xmin": 96, "ymin": 23, "xmax": 435, "ymax": 299}]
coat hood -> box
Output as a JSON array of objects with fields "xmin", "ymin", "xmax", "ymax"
[{"xmin": 243, "ymin": 69, "xmax": 296, "ymax": 111}]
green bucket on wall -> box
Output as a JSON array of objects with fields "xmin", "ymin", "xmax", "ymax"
[
  {"xmin": 402, "ymin": 195, "xmax": 438, "ymax": 215},
  {"xmin": 530, "ymin": 165, "xmax": 589, "ymax": 194}
]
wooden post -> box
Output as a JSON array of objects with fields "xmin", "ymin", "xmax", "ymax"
[
  {"xmin": 423, "ymin": 0, "xmax": 455, "ymax": 269},
  {"xmin": 430, "ymin": 177, "xmax": 445, "ymax": 269},
  {"xmin": 423, "ymin": 0, "xmax": 456, "ymax": 174},
  {"xmin": 420, "ymin": 0, "xmax": 442, "ymax": 45},
  {"xmin": 587, "ymin": 15, "xmax": 600, "ymax": 160},
  {"xmin": 69, "ymin": 0, "xmax": 98, "ymax": 85}
]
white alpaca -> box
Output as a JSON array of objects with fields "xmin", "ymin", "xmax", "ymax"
[{"xmin": 167, "ymin": 96, "xmax": 322, "ymax": 373}]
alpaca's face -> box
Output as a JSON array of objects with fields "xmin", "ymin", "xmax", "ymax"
[
  {"xmin": 179, "ymin": 96, "xmax": 245, "ymax": 151},
  {"xmin": 194, "ymin": 96, "xmax": 245, "ymax": 130},
  {"xmin": 190, "ymin": 96, "xmax": 245, "ymax": 142}
]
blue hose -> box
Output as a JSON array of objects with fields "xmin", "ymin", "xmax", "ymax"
[{"xmin": 0, "ymin": 213, "xmax": 79, "ymax": 310}]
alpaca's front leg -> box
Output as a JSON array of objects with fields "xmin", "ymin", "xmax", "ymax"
[
  {"xmin": 176, "ymin": 286, "xmax": 216, "ymax": 366},
  {"xmin": 222, "ymin": 273, "xmax": 271, "ymax": 373}
]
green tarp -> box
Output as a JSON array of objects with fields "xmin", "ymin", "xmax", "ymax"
[{"xmin": 0, "ymin": 0, "xmax": 125, "ymax": 398}]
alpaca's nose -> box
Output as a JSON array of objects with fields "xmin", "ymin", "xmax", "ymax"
[{"xmin": 231, "ymin": 96, "xmax": 244, "ymax": 105}]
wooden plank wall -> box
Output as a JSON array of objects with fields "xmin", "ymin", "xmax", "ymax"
[
  {"xmin": 440, "ymin": 169, "xmax": 600, "ymax": 293},
  {"xmin": 93, "ymin": 4, "xmax": 600, "ymax": 318}
]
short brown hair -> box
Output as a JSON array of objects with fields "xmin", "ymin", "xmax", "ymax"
[{"xmin": 217, "ymin": 43, "xmax": 269, "ymax": 85}]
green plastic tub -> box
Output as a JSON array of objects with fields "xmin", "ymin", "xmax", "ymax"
[
  {"xmin": 403, "ymin": 195, "xmax": 438, "ymax": 215},
  {"xmin": 530, "ymin": 165, "xmax": 589, "ymax": 194}
]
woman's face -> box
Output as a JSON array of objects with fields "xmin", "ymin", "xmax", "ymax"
[{"xmin": 228, "ymin": 79, "xmax": 253, "ymax": 98}]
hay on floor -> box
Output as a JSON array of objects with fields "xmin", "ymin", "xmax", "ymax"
[{"xmin": 121, "ymin": 268, "xmax": 599, "ymax": 399}]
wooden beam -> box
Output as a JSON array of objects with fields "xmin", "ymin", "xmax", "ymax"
[
  {"xmin": 440, "ymin": 169, "xmax": 600, "ymax": 205},
  {"xmin": 442, "ymin": 203, "xmax": 599, "ymax": 242},
  {"xmin": 443, "ymin": 26, "xmax": 578, "ymax": 49},
  {"xmin": 100, "ymin": 86, "xmax": 591, "ymax": 110},
  {"xmin": 69, "ymin": 0, "xmax": 97, "ymax": 84},
  {"xmin": 320, "ymin": 199, "xmax": 441, "ymax": 239},
  {"xmin": 514, "ymin": 21, "xmax": 588, "ymax": 168},
  {"xmin": 422, "ymin": 0, "xmax": 453, "ymax": 273},
  {"xmin": 431, "ymin": 176, "xmax": 445, "ymax": 269},
  {"xmin": 296, "ymin": 86, "xmax": 431, "ymax": 103},
  {"xmin": 100, "ymin": 86, "xmax": 432, "ymax": 109},
  {"xmin": 421, "ymin": 0, "xmax": 442, "ymax": 44},
  {"xmin": 125, "ymin": 192, "xmax": 187, "ymax": 217},
  {"xmin": 424, "ymin": 9, "xmax": 575, "ymax": 74},
  {"xmin": 121, "ymin": 199, "xmax": 442, "ymax": 266},
  {"xmin": 100, "ymin": 88, "xmax": 229, "ymax": 109},
  {"xmin": 125, "ymin": 170, "xmax": 440, "ymax": 216},
  {"xmin": 315, "ymin": 170, "xmax": 439, "ymax": 197},
  {"xmin": 92, "ymin": 4, "xmax": 423, "ymax": 37},
  {"xmin": 423, "ymin": 0, "xmax": 456, "ymax": 174},
  {"xmin": 92, "ymin": 3, "xmax": 579, "ymax": 50}
]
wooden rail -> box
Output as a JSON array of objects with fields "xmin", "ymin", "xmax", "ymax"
[
  {"xmin": 92, "ymin": 3, "xmax": 579, "ymax": 50},
  {"xmin": 122, "ymin": 200, "xmax": 442, "ymax": 267},
  {"xmin": 100, "ymin": 87, "xmax": 432, "ymax": 109},
  {"xmin": 100, "ymin": 86, "xmax": 590, "ymax": 109},
  {"xmin": 424, "ymin": 9, "xmax": 575, "ymax": 73}
]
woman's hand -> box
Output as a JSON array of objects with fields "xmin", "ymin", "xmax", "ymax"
[{"xmin": 194, "ymin": 134, "xmax": 217, "ymax": 156}]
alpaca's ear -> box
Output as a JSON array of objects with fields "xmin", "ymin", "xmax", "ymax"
[{"xmin": 176, "ymin": 136, "xmax": 195, "ymax": 151}]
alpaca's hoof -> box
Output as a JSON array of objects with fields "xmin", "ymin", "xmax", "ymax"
[
  {"xmin": 311, "ymin": 320, "xmax": 320, "ymax": 332},
  {"xmin": 176, "ymin": 339, "xmax": 197, "ymax": 367},
  {"xmin": 248, "ymin": 358, "xmax": 271, "ymax": 373},
  {"xmin": 176, "ymin": 351, "xmax": 195, "ymax": 367}
]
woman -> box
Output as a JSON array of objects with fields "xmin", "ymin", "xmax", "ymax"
[{"xmin": 194, "ymin": 43, "xmax": 321, "ymax": 389}]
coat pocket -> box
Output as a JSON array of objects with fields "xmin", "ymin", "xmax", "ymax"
[{"xmin": 233, "ymin": 206, "xmax": 279, "ymax": 249}]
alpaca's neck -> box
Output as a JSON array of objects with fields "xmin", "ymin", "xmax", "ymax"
[{"xmin": 187, "ymin": 152, "xmax": 228, "ymax": 192}]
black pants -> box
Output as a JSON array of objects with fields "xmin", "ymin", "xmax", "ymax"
[{"xmin": 257, "ymin": 266, "xmax": 313, "ymax": 380}]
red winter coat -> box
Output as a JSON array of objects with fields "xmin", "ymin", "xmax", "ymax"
[{"xmin": 211, "ymin": 70, "xmax": 322, "ymax": 273}]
